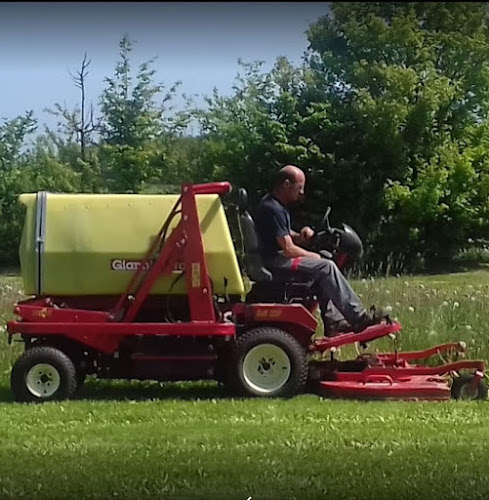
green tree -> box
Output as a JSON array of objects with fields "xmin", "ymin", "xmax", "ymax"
[
  {"xmin": 0, "ymin": 113, "xmax": 87, "ymax": 266},
  {"xmin": 44, "ymin": 53, "xmax": 103, "ymax": 193},
  {"xmin": 98, "ymin": 34, "xmax": 186, "ymax": 193},
  {"xmin": 0, "ymin": 112, "xmax": 37, "ymax": 172},
  {"xmin": 0, "ymin": 113, "xmax": 37, "ymax": 265},
  {"xmin": 196, "ymin": 58, "xmax": 325, "ymax": 204},
  {"xmin": 305, "ymin": 1, "xmax": 489, "ymax": 270}
]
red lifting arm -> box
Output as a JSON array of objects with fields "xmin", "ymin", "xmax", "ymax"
[{"xmin": 191, "ymin": 182, "xmax": 231, "ymax": 195}]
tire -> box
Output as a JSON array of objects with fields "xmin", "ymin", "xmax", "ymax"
[
  {"xmin": 451, "ymin": 374, "xmax": 488, "ymax": 401},
  {"xmin": 11, "ymin": 346, "xmax": 77, "ymax": 403},
  {"xmin": 228, "ymin": 327, "xmax": 308, "ymax": 398}
]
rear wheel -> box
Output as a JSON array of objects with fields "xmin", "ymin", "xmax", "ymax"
[
  {"xmin": 451, "ymin": 374, "xmax": 488, "ymax": 401},
  {"xmin": 11, "ymin": 346, "xmax": 77, "ymax": 403},
  {"xmin": 229, "ymin": 327, "xmax": 308, "ymax": 398}
]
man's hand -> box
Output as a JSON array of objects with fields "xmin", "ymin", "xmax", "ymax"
[
  {"xmin": 277, "ymin": 235, "xmax": 322, "ymax": 260},
  {"xmin": 300, "ymin": 226, "xmax": 315, "ymax": 244},
  {"xmin": 307, "ymin": 251, "xmax": 323, "ymax": 260}
]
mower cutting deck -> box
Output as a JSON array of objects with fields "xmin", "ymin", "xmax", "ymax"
[
  {"xmin": 308, "ymin": 322, "xmax": 486, "ymax": 401},
  {"xmin": 5, "ymin": 181, "xmax": 487, "ymax": 402}
]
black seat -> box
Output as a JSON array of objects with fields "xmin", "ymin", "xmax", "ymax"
[
  {"xmin": 236, "ymin": 188, "xmax": 316, "ymax": 303},
  {"xmin": 239, "ymin": 209, "xmax": 273, "ymax": 282}
]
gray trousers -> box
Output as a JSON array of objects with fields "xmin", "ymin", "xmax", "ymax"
[{"xmin": 264, "ymin": 255, "xmax": 366, "ymax": 327}]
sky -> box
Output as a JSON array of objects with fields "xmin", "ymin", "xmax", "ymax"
[{"xmin": 0, "ymin": 2, "xmax": 331, "ymax": 133}]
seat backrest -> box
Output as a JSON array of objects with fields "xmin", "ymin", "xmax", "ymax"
[{"xmin": 239, "ymin": 210, "xmax": 273, "ymax": 282}]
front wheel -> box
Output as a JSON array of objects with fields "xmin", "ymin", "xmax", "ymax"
[
  {"xmin": 451, "ymin": 374, "xmax": 488, "ymax": 401},
  {"xmin": 228, "ymin": 327, "xmax": 308, "ymax": 398},
  {"xmin": 11, "ymin": 346, "xmax": 77, "ymax": 403}
]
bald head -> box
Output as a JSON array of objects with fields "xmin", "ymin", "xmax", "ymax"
[
  {"xmin": 274, "ymin": 165, "xmax": 305, "ymax": 188},
  {"xmin": 272, "ymin": 164, "xmax": 306, "ymax": 205}
]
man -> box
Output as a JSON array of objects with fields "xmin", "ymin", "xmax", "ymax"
[{"xmin": 253, "ymin": 165, "xmax": 387, "ymax": 336}]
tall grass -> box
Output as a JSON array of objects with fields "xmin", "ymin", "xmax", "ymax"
[
  {"xmin": 0, "ymin": 271, "xmax": 488, "ymax": 499},
  {"xmin": 0, "ymin": 274, "xmax": 24, "ymax": 388},
  {"xmin": 1, "ymin": 269, "xmax": 489, "ymax": 385},
  {"xmin": 351, "ymin": 270, "xmax": 489, "ymax": 361}
]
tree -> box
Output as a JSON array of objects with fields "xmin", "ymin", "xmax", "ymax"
[
  {"xmin": 0, "ymin": 112, "xmax": 37, "ymax": 172},
  {"xmin": 0, "ymin": 113, "xmax": 87, "ymax": 267},
  {"xmin": 98, "ymin": 34, "xmax": 184, "ymax": 193},
  {"xmin": 196, "ymin": 59, "xmax": 320, "ymax": 203},
  {"xmin": 45, "ymin": 53, "xmax": 100, "ymax": 161},
  {"xmin": 0, "ymin": 113, "xmax": 37, "ymax": 265},
  {"xmin": 43, "ymin": 53, "xmax": 103, "ymax": 193},
  {"xmin": 305, "ymin": 2, "xmax": 489, "ymax": 270}
]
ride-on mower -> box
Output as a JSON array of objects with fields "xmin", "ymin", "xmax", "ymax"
[{"xmin": 6, "ymin": 182, "xmax": 487, "ymax": 402}]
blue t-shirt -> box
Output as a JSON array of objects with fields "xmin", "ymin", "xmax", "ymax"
[{"xmin": 254, "ymin": 194, "xmax": 291, "ymax": 259}]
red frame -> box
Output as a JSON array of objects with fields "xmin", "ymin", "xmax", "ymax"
[
  {"xmin": 312, "ymin": 325, "xmax": 485, "ymax": 400},
  {"xmin": 6, "ymin": 181, "xmax": 486, "ymax": 400},
  {"xmin": 7, "ymin": 182, "xmax": 317, "ymax": 355}
]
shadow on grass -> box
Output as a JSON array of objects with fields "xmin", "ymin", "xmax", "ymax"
[
  {"xmin": 75, "ymin": 379, "xmax": 234, "ymax": 402},
  {"xmin": 0, "ymin": 385, "xmax": 14, "ymax": 402},
  {"xmin": 77, "ymin": 380, "xmax": 325, "ymax": 403},
  {"xmin": 0, "ymin": 379, "xmax": 234, "ymax": 403},
  {"xmin": 0, "ymin": 378, "xmax": 323, "ymax": 404}
]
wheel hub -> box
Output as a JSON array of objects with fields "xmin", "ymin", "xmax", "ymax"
[
  {"xmin": 460, "ymin": 382, "xmax": 478, "ymax": 400},
  {"xmin": 258, "ymin": 358, "xmax": 273, "ymax": 373},
  {"xmin": 25, "ymin": 363, "xmax": 61, "ymax": 398},
  {"xmin": 243, "ymin": 343, "xmax": 291, "ymax": 394}
]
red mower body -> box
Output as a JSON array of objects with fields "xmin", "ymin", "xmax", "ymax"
[{"xmin": 6, "ymin": 182, "xmax": 487, "ymax": 402}]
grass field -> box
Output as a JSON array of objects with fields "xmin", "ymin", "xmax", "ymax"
[{"xmin": 0, "ymin": 270, "xmax": 488, "ymax": 499}]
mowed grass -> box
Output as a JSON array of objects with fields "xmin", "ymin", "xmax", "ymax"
[{"xmin": 0, "ymin": 270, "xmax": 488, "ymax": 499}]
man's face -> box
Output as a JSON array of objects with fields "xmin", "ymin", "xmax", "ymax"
[{"xmin": 284, "ymin": 176, "xmax": 305, "ymax": 204}]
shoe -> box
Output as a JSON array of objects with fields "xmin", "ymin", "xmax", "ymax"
[
  {"xmin": 351, "ymin": 305, "xmax": 390, "ymax": 333},
  {"xmin": 323, "ymin": 319, "xmax": 353, "ymax": 337}
]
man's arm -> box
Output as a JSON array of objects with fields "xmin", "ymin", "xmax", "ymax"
[
  {"xmin": 261, "ymin": 203, "xmax": 319, "ymax": 259},
  {"xmin": 290, "ymin": 229, "xmax": 301, "ymax": 244},
  {"xmin": 290, "ymin": 226, "xmax": 315, "ymax": 246},
  {"xmin": 277, "ymin": 234, "xmax": 321, "ymax": 260}
]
